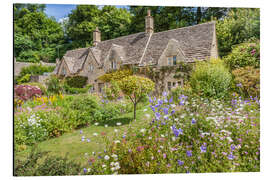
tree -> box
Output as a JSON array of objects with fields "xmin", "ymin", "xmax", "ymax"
[
  {"xmin": 14, "ymin": 4, "xmax": 65, "ymax": 62},
  {"xmin": 66, "ymin": 5, "xmax": 132, "ymax": 48},
  {"xmin": 118, "ymin": 75, "xmax": 155, "ymax": 120},
  {"xmin": 216, "ymin": 8, "xmax": 260, "ymax": 57}
]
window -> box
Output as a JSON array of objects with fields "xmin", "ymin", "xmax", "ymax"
[
  {"xmin": 168, "ymin": 57, "xmax": 172, "ymax": 66},
  {"xmin": 167, "ymin": 82, "xmax": 172, "ymax": 91},
  {"xmin": 89, "ymin": 64, "xmax": 94, "ymax": 72},
  {"xmin": 168, "ymin": 56, "xmax": 177, "ymax": 66},
  {"xmin": 173, "ymin": 56, "xmax": 177, "ymax": 65},
  {"xmin": 173, "ymin": 82, "xmax": 176, "ymax": 87},
  {"xmin": 62, "ymin": 67, "xmax": 66, "ymax": 75},
  {"xmin": 111, "ymin": 61, "xmax": 117, "ymax": 69}
]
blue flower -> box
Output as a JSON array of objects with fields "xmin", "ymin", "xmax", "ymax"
[
  {"xmin": 186, "ymin": 150, "xmax": 192, "ymax": 157},
  {"xmin": 163, "ymin": 108, "xmax": 169, "ymax": 115},
  {"xmin": 164, "ymin": 98, "xmax": 168, "ymax": 103},
  {"xmin": 236, "ymin": 83, "xmax": 242, "ymax": 87},
  {"xmin": 149, "ymin": 96, "xmax": 153, "ymax": 103},
  {"xmin": 83, "ymin": 168, "xmax": 87, "ymax": 173},
  {"xmin": 150, "ymin": 105, "xmax": 155, "ymax": 112},
  {"xmin": 228, "ymin": 153, "xmax": 235, "ymax": 160},
  {"xmin": 179, "ymin": 100, "xmax": 185, "ymax": 106},
  {"xmin": 169, "ymin": 97, "xmax": 173, "ymax": 103},
  {"xmin": 231, "ymin": 144, "xmax": 236, "ymax": 151},
  {"xmin": 155, "ymin": 112, "xmax": 161, "ymax": 120},
  {"xmin": 80, "ymin": 130, "xmax": 83, "ymax": 134},
  {"xmin": 191, "ymin": 118, "xmax": 196, "ymax": 124},
  {"xmin": 172, "ymin": 125, "xmax": 183, "ymax": 137},
  {"xmin": 200, "ymin": 145, "xmax": 207, "ymax": 153},
  {"xmin": 171, "ymin": 110, "xmax": 175, "ymax": 115},
  {"xmin": 177, "ymin": 160, "xmax": 184, "ymax": 166},
  {"xmin": 158, "ymin": 99, "xmax": 163, "ymax": 105},
  {"xmin": 162, "ymin": 91, "xmax": 168, "ymax": 97}
]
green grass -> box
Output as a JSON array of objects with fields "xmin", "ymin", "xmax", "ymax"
[{"xmin": 15, "ymin": 106, "xmax": 153, "ymax": 166}]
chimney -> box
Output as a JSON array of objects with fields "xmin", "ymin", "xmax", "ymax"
[
  {"xmin": 145, "ymin": 10, "xmax": 154, "ymax": 34},
  {"xmin": 93, "ymin": 27, "xmax": 101, "ymax": 46}
]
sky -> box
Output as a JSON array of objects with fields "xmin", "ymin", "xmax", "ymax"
[{"xmin": 45, "ymin": 4, "xmax": 129, "ymax": 22}]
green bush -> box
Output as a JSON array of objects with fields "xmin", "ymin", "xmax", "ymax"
[
  {"xmin": 63, "ymin": 82, "xmax": 91, "ymax": 94},
  {"xmin": 216, "ymin": 8, "xmax": 260, "ymax": 57},
  {"xmin": 232, "ymin": 66, "xmax": 260, "ymax": 98},
  {"xmin": 17, "ymin": 50, "xmax": 40, "ymax": 63},
  {"xmin": 16, "ymin": 64, "xmax": 55, "ymax": 84},
  {"xmin": 14, "ymin": 148, "xmax": 81, "ymax": 176},
  {"xmin": 65, "ymin": 75, "xmax": 88, "ymax": 88},
  {"xmin": 190, "ymin": 59, "xmax": 232, "ymax": 98},
  {"xmin": 224, "ymin": 41, "xmax": 260, "ymax": 70},
  {"xmin": 46, "ymin": 75, "xmax": 63, "ymax": 94}
]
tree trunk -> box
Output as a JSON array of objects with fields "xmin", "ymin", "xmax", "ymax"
[{"xmin": 134, "ymin": 103, "xmax": 136, "ymax": 120}]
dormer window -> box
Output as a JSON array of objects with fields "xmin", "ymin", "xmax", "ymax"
[
  {"xmin": 62, "ymin": 67, "xmax": 66, "ymax": 75},
  {"xmin": 111, "ymin": 61, "xmax": 117, "ymax": 69},
  {"xmin": 168, "ymin": 56, "xmax": 177, "ymax": 66}
]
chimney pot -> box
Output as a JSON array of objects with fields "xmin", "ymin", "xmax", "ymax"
[{"xmin": 145, "ymin": 10, "xmax": 154, "ymax": 34}]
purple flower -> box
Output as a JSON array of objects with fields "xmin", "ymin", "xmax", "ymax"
[
  {"xmin": 231, "ymin": 144, "xmax": 236, "ymax": 151},
  {"xmin": 163, "ymin": 108, "xmax": 169, "ymax": 115},
  {"xmin": 155, "ymin": 112, "xmax": 161, "ymax": 120},
  {"xmin": 169, "ymin": 97, "xmax": 173, "ymax": 103},
  {"xmin": 228, "ymin": 153, "xmax": 235, "ymax": 160},
  {"xmin": 83, "ymin": 168, "xmax": 87, "ymax": 173},
  {"xmin": 163, "ymin": 153, "xmax": 167, "ymax": 159},
  {"xmin": 186, "ymin": 150, "xmax": 192, "ymax": 157},
  {"xmin": 149, "ymin": 97, "xmax": 153, "ymax": 103},
  {"xmin": 150, "ymin": 105, "xmax": 155, "ymax": 112},
  {"xmin": 87, "ymin": 138, "xmax": 91, "ymax": 142},
  {"xmin": 80, "ymin": 130, "xmax": 83, "ymax": 134},
  {"xmin": 162, "ymin": 91, "xmax": 168, "ymax": 97},
  {"xmin": 177, "ymin": 160, "xmax": 184, "ymax": 166},
  {"xmin": 200, "ymin": 144, "xmax": 207, "ymax": 153},
  {"xmin": 191, "ymin": 118, "xmax": 196, "ymax": 124},
  {"xmin": 236, "ymin": 83, "xmax": 242, "ymax": 87},
  {"xmin": 179, "ymin": 100, "xmax": 185, "ymax": 106},
  {"xmin": 171, "ymin": 110, "xmax": 175, "ymax": 115},
  {"xmin": 172, "ymin": 125, "xmax": 183, "ymax": 137},
  {"xmin": 158, "ymin": 99, "xmax": 163, "ymax": 105}
]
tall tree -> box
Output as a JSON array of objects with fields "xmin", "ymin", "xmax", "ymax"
[
  {"xmin": 66, "ymin": 5, "xmax": 132, "ymax": 49},
  {"xmin": 14, "ymin": 4, "xmax": 64, "ymax": 62}
]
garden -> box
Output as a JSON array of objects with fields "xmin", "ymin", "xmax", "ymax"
[{"xmin": 13, "ymin": 6, "xmax": 260, "ymax": 176}]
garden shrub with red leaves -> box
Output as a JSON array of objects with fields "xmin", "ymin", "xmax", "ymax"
[{"xmin": 15, "ymin": 85, "xmax": 42, "ymax": 101}]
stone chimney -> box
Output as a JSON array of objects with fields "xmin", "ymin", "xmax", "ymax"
[
  {"xmin": 93, "ymin": 27, "xmax": 101, "ymax": 46},
  {"xmin": 145, "ymin": 10, "xmax": 154, "ymax": 34}
]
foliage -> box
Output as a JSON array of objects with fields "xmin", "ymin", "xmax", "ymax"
[
  {"xmin": 99, "ymin": 69, "xmax": 133, "ymax": 83},
  {"xmin": 63, "ymin": 83, "xmax": 92, "ymax": 94},
  {"xmin": 14, "ymin": 4, "xmax": 64, "ymax": 62},
  {"xmin": 15, "ymin": 84, "xmax": 42, "ymax": 101},
  {"xmin": 65, "ymin": 75, "xmax": 88, "ymax": 88},
  {"xmin": 21, "ymin": 82, "xmax": 47, "ymax": 96},
  {"xmin": 128, "ymin": 6, "xmax": 229, "ymax": 34},
  {"xmin": 67, "ymin": 5, "xmax": 132, "ymax": 48},
  {"xmin": 103, "ymin": 81, "xmax": 121, "ymax": 101},
  {"xmin": 216, "ymin": 8, "xmax": 260, "ymax": 57},
  {"xmin": 83, "ymin": 94, "xmax": 259, "ymax": 174},
  {"xmin": 118, "ymin": 75, "xmax": 155, "ymax": 120},
  {"xmin": 232, "ymin": 66, "xmax": 260, "ymax": 98},
  {"xmin": 16, "ymin": 64, "xmax": 55, "ymax": 84},
  {"xmin": 46, "ymin": 75, "xmax": 63, "ymax": 94},
  {"xmin": 190, "ymin": 59, "xmax": 232, "ymax": 98},
  {"xmin": 14, "ymin": 147, "xmax": 81, "ymax": 176},
  {"xmin": 223, "ymin": 41, "xmax": 260, "ymax": 70}
]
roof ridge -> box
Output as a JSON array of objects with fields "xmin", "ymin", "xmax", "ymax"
[{"xmin": 152, "ymin": 21, "xmax": 216, "ymax": 35}]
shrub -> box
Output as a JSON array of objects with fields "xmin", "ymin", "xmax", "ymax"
[
  {"xmin": 16, "ymin": 74, "xmax": 31, "ymax": 84},
  {"xmin": 21, "ymin": 82, "xmax": 47, "ymax": 96},
  {"xmin": 65, "ymin": 75, "xmax": 88, "ymax": 88},
  {"xmin": 19, "ymin": 64, "xmax": 55, "ymax": 77},
  {"xmin": 224, "ymin": 41, "xmax": 260, "ymax": 70},
  {"xmin": 99, "ymin": 69, "xmax": 133, "ymax": 82},
  {"xmin": 190, "ymin": 59, "xmax": 232, "ymax": 98},
  {"xmin": 216, "ymin": 8, "xmax": 260, "ymax": 57},
  {"xmin": 232, "ymin": 66, "xmax": 260, "ymax": 98},
  {"xmin": 103, "ymin": 81, "xmax": 121, "ymax": 100},
  {"xmin": 14, "ymin": 148, "xmax": 81, "ymax": 176},
  {"xmin": 63, "ymin": 82, "xmax": 91, "ymax": 94},
  {"xmin": 14, "ymin": 85, "xmax": 42, "ymax": 101},
  {"xmin": 46, "ymin": 75, "xmax": 63, "ymax": 94},
  {"xmin": 16, "ymin": 50, "xmax": 40, "ymax": 63}
]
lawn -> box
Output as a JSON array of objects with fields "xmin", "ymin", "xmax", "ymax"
[{"xmin": 15, "ymin": 105, "xmax": 154, "ymax": 166}]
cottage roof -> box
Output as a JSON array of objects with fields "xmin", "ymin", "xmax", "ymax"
[{"xmin": 60, "ymin": 21, "xmax": 216, "ymax": 74}]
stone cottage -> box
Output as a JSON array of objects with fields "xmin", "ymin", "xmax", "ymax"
[{"xmin": 54, "ymin": 10, "xmax": 218, "ymax": 93}]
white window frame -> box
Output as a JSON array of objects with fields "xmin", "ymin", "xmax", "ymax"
[
  {"xmin": 111, "ymin": 60, "xmax": 117, "ymax": 70},
  {"xmin": 89, "ymin": 64, "xmax": 94, "ymax": 72}
]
